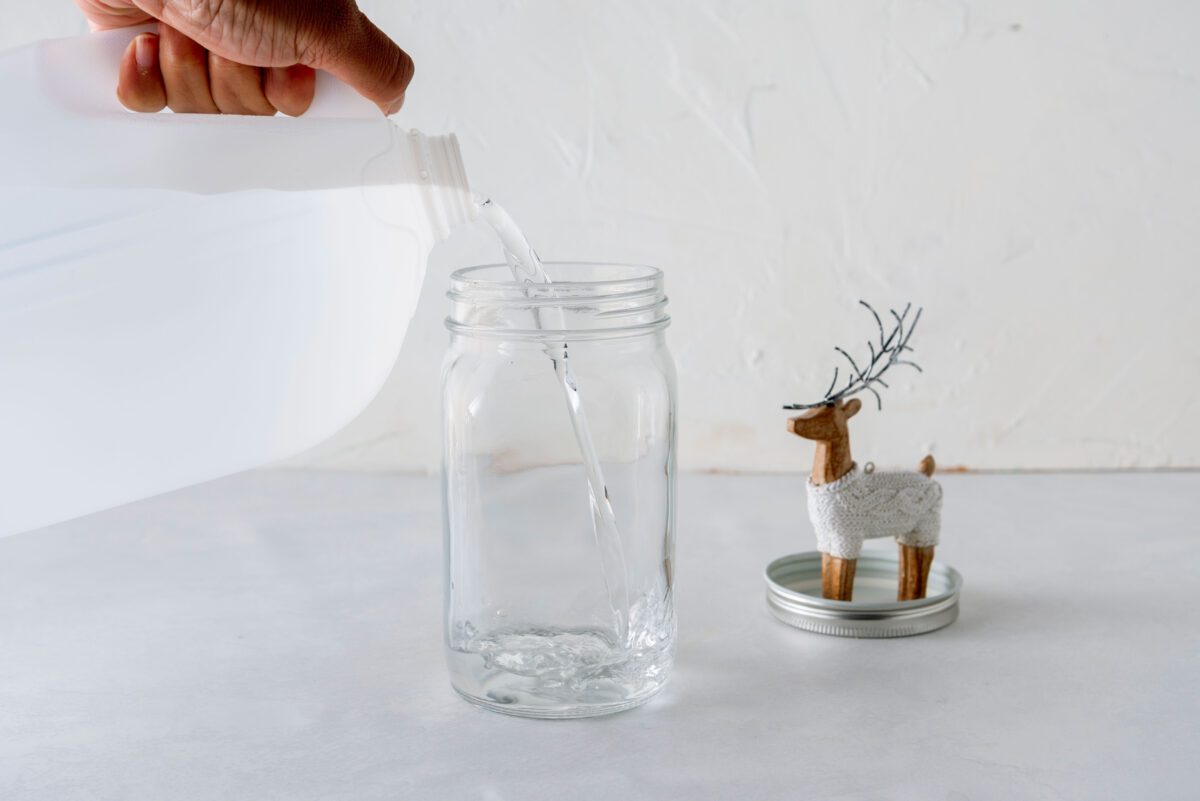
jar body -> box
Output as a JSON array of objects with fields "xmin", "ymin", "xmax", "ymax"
[{"xmin": 442, "ymin": 264, "xmax": 676, "ymax": 718}]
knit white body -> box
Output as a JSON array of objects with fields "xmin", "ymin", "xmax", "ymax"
[{"xmin": 806, "ymin": 463, "xmax": 943, "ymax": 560}]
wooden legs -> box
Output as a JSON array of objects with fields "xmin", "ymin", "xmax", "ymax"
[
  {"xmin": 820, "ymin": 546, "xmax": 935, "ymax": 602},
  {"xmin": 821, "ymin": 553, "xmax": 857, "ymax": 601},
  {"xmin": 898, "ymin": 545, "xmax": 935, "ymax": 601}
]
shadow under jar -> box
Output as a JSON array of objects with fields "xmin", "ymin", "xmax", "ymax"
[{"xmin": 442, "ymin": 263, "xmax": 677, "ymax": 718}]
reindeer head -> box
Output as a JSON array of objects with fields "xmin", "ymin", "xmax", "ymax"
[
  {"xmin": 784, "ymin": 301, "xmax": 924, "ymax": 485},
  {"xmin": 787, "ymin": 398, "xmax": 862, "ymax": 442}
]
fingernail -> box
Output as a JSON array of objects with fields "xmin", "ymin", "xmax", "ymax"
[{"xmin": 135, "ymin": 35, "xmax": 157, "ymax": 71}]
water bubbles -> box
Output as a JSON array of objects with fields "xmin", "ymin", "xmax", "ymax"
[{"xmin": 448, "ymin": 594, "xmax": 673, "ymax": 710}]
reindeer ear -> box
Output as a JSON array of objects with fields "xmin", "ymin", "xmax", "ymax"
[{"xmin": 842, "ymin": 398, "xmax": 863, "ymax": 418}]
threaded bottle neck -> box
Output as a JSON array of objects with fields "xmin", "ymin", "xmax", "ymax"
[{"xmin": 407, "ymin": 130, "xmax": 476, "ymax": 241}]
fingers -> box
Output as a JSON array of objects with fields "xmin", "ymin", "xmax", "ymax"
[
  {"xmin": 113, "ymin": 24, "xmax": 318, "ymax": 117},
  {"xmin": 316, "ymin": 11, "xmax": 414, "ymax": 115},
  {"xmin": 208, "ymin": 58, "xmax": 315, "ymax": 117},
  {"xmin": 157, "ymin": 24, "xmax": 219, "ymax": 113},
  {"xmin": 117, "ymin": 32, "xmax": 167, "ymax": 112},
  {"xmin": 263, "ymin": 66, "xmax": 317, "ymax": 118},
  {"xmin": 208, "ymin": 54, "xmax": 275, "ymax": 116}
]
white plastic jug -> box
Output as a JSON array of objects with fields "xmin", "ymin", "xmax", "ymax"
[{"xmin": 0, "ymin": 28, "xmax": 476, "ymax": 537}]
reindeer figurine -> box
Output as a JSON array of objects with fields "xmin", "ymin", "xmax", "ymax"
[{"xmin": 785, "ymin": 302, "xmax": 943, "ymax": 603}]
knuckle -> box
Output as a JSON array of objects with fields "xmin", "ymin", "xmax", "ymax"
[
  {"xmin": 396, "ymin": 50, "xmax": 415, "ymax": 89},
  {"xmin": 375, "ymin": 46, "xmax": 414, "ymax": 100},
  {"xmin": 296, "ymin": 4, "xmax": 356, "ymax": 65},
  {"xmin": 160, "ymin": 34, "xmax": 205, "ymax": 67}
]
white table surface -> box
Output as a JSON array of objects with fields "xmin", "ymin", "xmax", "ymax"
[{"xmin": 2, "ymin": 470, "xmax": 1197, "ymax": 800}]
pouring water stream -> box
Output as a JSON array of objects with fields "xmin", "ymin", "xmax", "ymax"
[{"xmin": 476, "ymin": 198, "xmax": 631, "ymax": 646}]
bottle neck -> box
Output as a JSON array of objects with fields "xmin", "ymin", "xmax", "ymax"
[{"xmin": 406, "ymin": 130, "xmax": 476, "ymax": 242}]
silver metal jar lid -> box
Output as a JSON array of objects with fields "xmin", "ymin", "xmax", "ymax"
[{"xmin": 765, "ymin": 551, "xmax": 962, "ymax": 638}]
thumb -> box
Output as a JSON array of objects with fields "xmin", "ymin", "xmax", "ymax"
[{"xmin": 314, "ymin": 12, "xmax": 414, "ymax": 115}]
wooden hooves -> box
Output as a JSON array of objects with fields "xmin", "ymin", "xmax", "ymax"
[
  {"xmin": 898, "ymin": 545, "xmax": 935, "ymax": 601},
  {"xmin": 821, "ymin": 547, "xmax": 936, "ymax": 602},
  {"xmin": 821, "ymin": 553, "xmax": 857, "ymax": 601}
]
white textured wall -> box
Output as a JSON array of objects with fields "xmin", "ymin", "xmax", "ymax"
[{"xmin": 6, "ymin": 1, "xmax": 1199, "ymax": 471}]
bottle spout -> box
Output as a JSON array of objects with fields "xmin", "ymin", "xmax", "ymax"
[{"xmin": 410, "ymin": 130, "xmax": 477, "ymax": 241}]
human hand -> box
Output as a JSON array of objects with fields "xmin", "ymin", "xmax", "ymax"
[{"xmin": 76, "ymin": 0, "xmax": 414, "ymax": 116}]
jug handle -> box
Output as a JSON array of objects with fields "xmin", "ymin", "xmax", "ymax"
[{"xmin": 39, "ymin": 26, "xmax": 381, "ymax": 120}]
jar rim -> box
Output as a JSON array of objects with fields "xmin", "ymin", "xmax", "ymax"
[
  {"xmin": 446, "ymin": 262, "xmax": 669, "ymax": 340},
  {"xmin": 449, "ymin": 262, "xmax": 662, "ymax": 295}
]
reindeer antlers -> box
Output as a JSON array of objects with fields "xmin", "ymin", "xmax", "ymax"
[{"xmin": 783, "ymin": 301, "xmax": 924, "ymax": 411}]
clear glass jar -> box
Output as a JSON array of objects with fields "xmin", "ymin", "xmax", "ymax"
[{"xmin": 442, "ymin": 262, "xmax": 676, "ymax": 718}]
